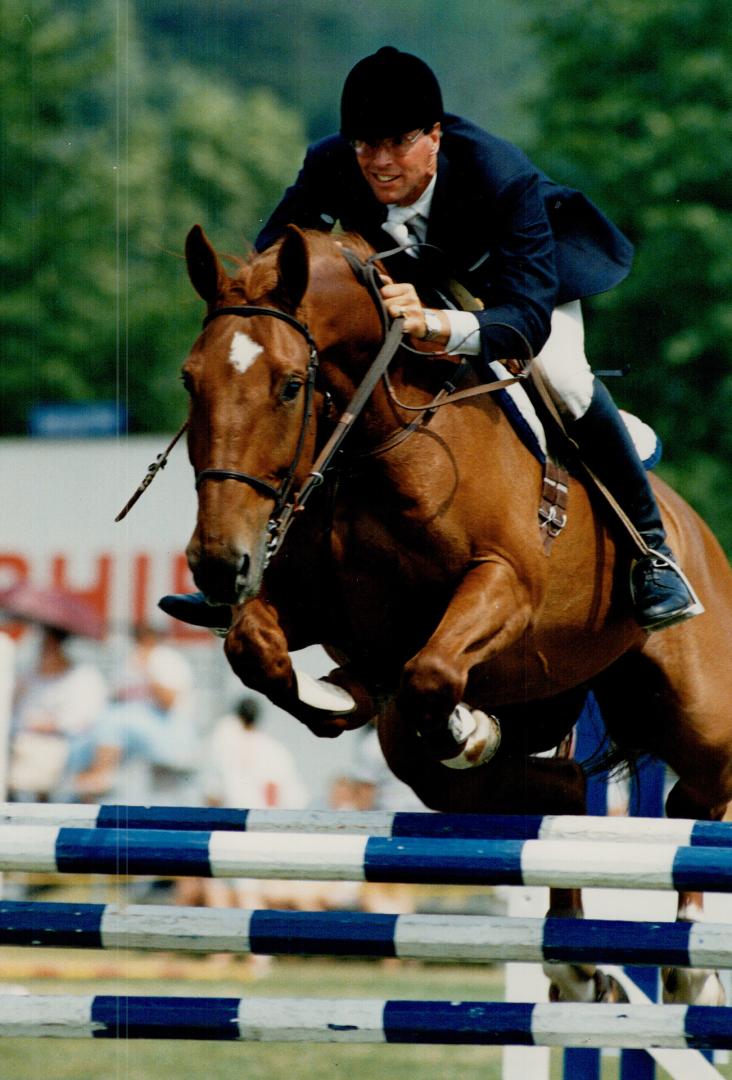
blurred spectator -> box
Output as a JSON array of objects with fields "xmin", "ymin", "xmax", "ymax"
[
  {"xmin": 70, "ymin": 624, "xmax": 198, "ymax": 805},
  {"xmin": 327, "ymin": 773, "xmax": 361, "ymax": 812},
  {"xmin": 192, "ymin": 697, "xmax": 314, "ymax": 916},
  {"xmin": 8, "ymin": 625, "xmax": 108, "ymax": 802},
  {"xmin": 201, "ymin": 696, "xmax": 308, "ymax": 811},
  {"xmin": 179, "ymin": 696, "xmax": 311, "ymax": 972}
]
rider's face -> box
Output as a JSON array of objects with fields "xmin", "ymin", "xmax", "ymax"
[{"xmin": 354, "ymin": 124, "xmax": 441, "ymax": 207}]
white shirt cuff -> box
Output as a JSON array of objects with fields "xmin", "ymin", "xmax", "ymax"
[{"xmin": 444, "ymin": 310, "xmax": 481, "ymax": 355}]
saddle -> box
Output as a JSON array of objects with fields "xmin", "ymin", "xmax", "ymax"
[
  {"xmin": 489, "ymin": 365, "xmax": 661, "ymax": 555},
  {"xmin": 440, "ymin": 276, "xmax": 661, "ymax": 555}
]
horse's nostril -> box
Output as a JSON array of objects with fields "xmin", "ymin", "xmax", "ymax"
[{"xmin": 190, "ymin": 547, "xmax": 253, "ymax": 605}]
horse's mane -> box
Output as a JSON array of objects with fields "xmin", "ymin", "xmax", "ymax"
[{"xmin": 226, "ymin": 230, "xmax": 377, "ymax": 305}]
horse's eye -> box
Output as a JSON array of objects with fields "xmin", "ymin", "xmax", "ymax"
[
  {"xmin": 181, "ymin": 370, "xmax": 194, "ymax": 394},
  {"xmin": 281, "ymin": 377, "xmax": 303, "ymax": 402}
]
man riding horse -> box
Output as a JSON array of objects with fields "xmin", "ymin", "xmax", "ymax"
[{"xmin": 162, "ymin": 45, "xmax": 701, "ymax": 634}]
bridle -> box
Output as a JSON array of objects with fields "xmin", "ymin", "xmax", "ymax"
[
  {"xmin": 195, "ymin": 304, "xmax": 320, "ymax": 515},
  {"xmin": 192, "ymin": 290, "xmax": 406, "ymax": 565},
  {"xmin": 194, "ymin": 279, "xmax": 642, "ymax": 564}
]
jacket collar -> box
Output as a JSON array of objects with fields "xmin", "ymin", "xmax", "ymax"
[{"xmin": 425, "ymin": 151, "xmax": 456, "ymax": 248}]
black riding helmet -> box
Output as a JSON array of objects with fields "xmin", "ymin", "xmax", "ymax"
[{"xmin": 340, "ymin": 46, "xmax": 444, "ymax": 143}]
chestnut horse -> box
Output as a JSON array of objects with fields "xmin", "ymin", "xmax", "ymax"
[{"xmin": 180, "ymin": 222, "xmax": 732, "ymax": 1005}]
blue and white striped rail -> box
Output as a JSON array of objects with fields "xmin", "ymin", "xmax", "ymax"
[
  {"xmin": 0, "ymin": 826, "xmax": 731, "ymax": 891},
  {"xmin": 0, "ymin": 995, "xmax": 731, "ymax": 1048},
  {"xmin": 2, "ymin": 900, "xmax": 732, "ymax": 969},
  {"xmin": 4, "ymin": 802, "xmax": 732, "ymax": 847}
]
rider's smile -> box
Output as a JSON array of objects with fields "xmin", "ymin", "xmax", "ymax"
[{"xmin": 356, "ymin": 124, "xmax": 441, "ymax": 207}]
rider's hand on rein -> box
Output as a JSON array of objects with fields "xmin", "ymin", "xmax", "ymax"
[{"xmin": 379, "ymin": 277, "xmax": 450, "ymax": 352}]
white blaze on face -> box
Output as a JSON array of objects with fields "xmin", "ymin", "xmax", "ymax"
[{"xmin": 229, "ymin": 331, "xmax": 262, "ymax": 374}]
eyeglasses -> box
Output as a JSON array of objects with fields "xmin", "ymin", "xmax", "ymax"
[{"xmin": 350, "ymin": 129, "xmax": 428, "ymax": 157}]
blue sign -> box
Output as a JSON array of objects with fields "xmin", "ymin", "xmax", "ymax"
[{"xmin": 29, "ymin": 402, "xmax": 127, "ymax": 438}]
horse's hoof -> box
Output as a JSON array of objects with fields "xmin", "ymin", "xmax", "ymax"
[
  {"xmin": 544, "ymin": 962, "xmax": 629, "ymax": 1004},
  {"xmin": 662, "ymin": 966, "xmax": 726, "ymax": 1005},
  {"xmin": 441, "ymin": 706, "xmax": 501, "ymax": 770},
  {"xmin": 295, "ymin": 669, "xmax": 357, "ymax": 714},
  {"xmin": 592, "ymin": 970, "xmax": 630, "ymax": 1004}
]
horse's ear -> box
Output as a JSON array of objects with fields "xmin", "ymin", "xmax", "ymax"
[
  {"xmin": 185, "ymin": 225, "xmax": 228, "ymax": 304},
  {"xmin": 273, "ymin": 225, "xmax": 310, "ymax": 313}
]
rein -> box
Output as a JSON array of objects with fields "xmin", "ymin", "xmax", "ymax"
[
  {"xmin": 271, "ymin": 314, "xmax": 406, "ymax": 552},
  {"xmin": 340, "ymin": 244, "xmax": 534, "ymax": 457}
]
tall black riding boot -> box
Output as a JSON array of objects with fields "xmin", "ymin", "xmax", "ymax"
[{"xmin": 568, "ymin": 380, "xmax": 703, "ymax": 631}]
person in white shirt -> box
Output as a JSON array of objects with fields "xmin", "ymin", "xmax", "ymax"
[
  {"xmin": 9, "ymin": 625, "xmax": 108, "ymax": 801},
  {"xmin": 191, "ymin": 697, "xmax": 316, "ymax": 968},
  {"xmin": 201, "ymin": 696, "xmax": 308, "ymax": 811},
  {"xmin": 71, "ymin": 624, "xmax": 198, "ymax": 804}
]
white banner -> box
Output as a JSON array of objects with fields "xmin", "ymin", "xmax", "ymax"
[{"xmin": 1, "ymin": 435, "xmax": 203, "ymax": 640}]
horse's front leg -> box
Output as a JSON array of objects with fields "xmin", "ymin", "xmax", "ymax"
[
  {"xmin": 224, "ymin": 597, "xmax": 372, "ymax": 738},
  {"xmin": 398, "ymin": 558, "xmax": 534, "ymax": 766}
]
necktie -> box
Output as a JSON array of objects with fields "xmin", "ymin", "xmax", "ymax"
[{"xmin": 381, "ymin": 206, "xmax": 423, "ymax": 256}]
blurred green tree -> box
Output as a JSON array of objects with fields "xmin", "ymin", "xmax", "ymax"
[
  {"xmin": 0, "ymin": 0, "xmax": 118, "ymax": 431},
  {"xmin": 134, "ymin": 0, "xmax": 536, "ymax": 141},
  {"xmin": 526, "ymin": 0, "xmax": 732, "ymax": 550},
  {"xmin": 0, "ymin": 0, "xmax": 305, "ymax": 433}
]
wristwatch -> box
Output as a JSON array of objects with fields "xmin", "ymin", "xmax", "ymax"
[{"xmin": 421, "ymin": 309, "xmax": 442, "ymax": 342}]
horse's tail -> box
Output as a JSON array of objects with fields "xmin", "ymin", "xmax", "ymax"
[{"xmin": 580, "ymin": 736, "xmax": 648, "ymax": 815}]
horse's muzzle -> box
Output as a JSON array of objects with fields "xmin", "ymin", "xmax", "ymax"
[{"xmin": 186, "ymin": 542, "xmax": 258, "ymax": 606}]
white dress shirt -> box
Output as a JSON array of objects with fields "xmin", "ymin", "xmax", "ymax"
[{"xmin": 384, "ymin": 175, "xmax": 481, "ymax": 354}]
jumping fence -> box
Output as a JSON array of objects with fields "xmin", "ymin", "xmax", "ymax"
[
  {"xmin": 0, "ymin": 700, "xmax": 730, "ymax": 1078},
  {"xmin": 0, "ymin": 802, "xmax": 730, "ymax": 1073}
]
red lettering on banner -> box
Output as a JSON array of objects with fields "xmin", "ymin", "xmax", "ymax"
[
  {"xmin": 0, "ymin": 551, "xmax": 217, "ymax": 646},
  {"xmin": 0, "ymin": 556, "xmax": 29, "ymax": 591},
  {"xmin": 0, "ymin": 556, "xmax": 31, "ymax": 638},
  {"xmin": 50, "ymin": 555, "xmax": 112, "ymax": 625},
  {"xmin": 132, "ymin": 554, "xmax": 151, "ymax": 628}
]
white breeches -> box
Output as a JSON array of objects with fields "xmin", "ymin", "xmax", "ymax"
[{"xmin": 534, "ymin": 300, "xmax": 595, "ymax": 420}]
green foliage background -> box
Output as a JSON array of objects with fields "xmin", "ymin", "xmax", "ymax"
[
  {"xmin": 1, "ymin": 0, "xmax": 730, "ymax": 548},
  {"xmin": 528, "ymin": 0, "xmax": 732, "ymax": 550}
]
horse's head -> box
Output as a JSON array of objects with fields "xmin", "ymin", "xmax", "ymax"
[{"xmin": 181, "ymin": 224, "xmax": 382, "ymax": 605}]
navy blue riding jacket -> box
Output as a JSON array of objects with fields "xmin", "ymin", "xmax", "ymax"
[{"xmin": 255, "ymin": 114, "xmax": 633, "ymax": 368}]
